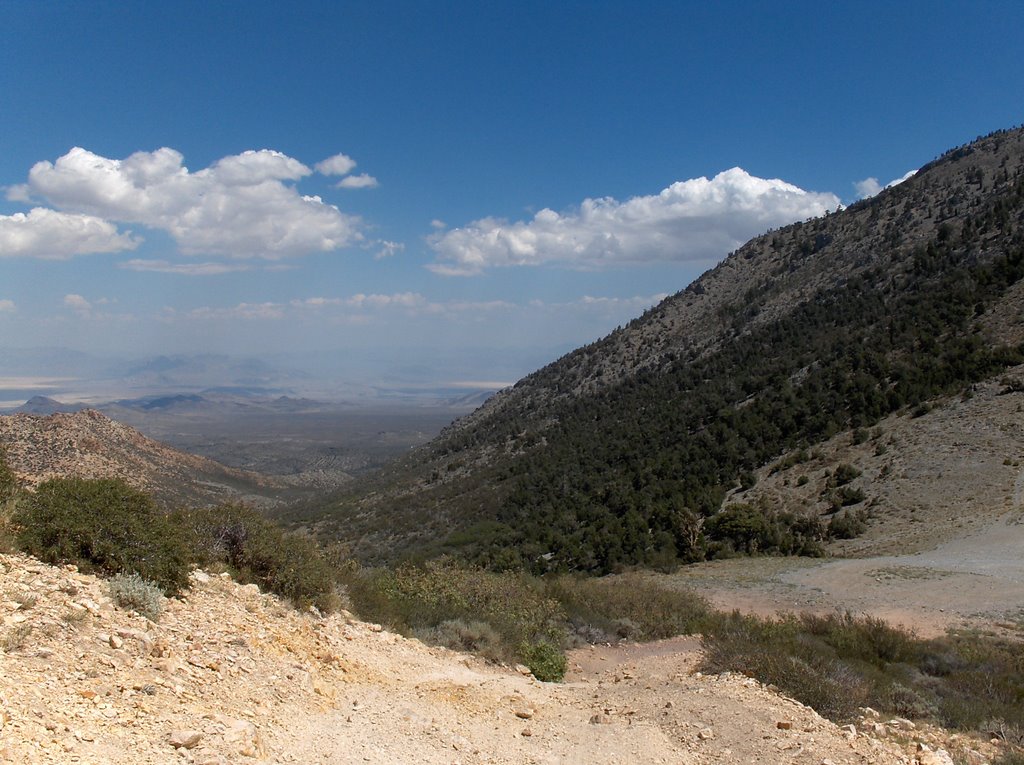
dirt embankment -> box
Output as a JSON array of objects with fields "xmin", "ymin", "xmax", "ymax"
[{"xmin": 2, "ymin": 553, "xmax": 989, "ymax": 765}]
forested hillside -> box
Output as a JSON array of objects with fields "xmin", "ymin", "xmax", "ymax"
[{"xmin": 292, "ymin": 127, "xmax": 1024, "ymax": 572}]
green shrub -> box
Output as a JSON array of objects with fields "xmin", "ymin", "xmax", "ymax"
[
  {"xmin": 519, "ymin": 640, "xmax": 566, "ymax": 682},
  {"xmin": 344, "ymin": 558, "xmax": 566, "ymax": 677},
  {"xmin": 700, "ymin": 608, "xmax": 1024, "ymax": 736},
  {"xmin": 171, "ymin": 503, "xmax": 340, "ymax": 611},
  {"xmin": 832, "ymin": 463, "xmax": 862, "ymax": 486},
  {"xmin": 882, "ymin": 681, "xmax": 937, "ymax": 719},
  {"xmin": 704, "ymin": 504, "xmax": 773, "ymax": 554},
  {"xmin": 13, "ymin": 478, "xmax": 189, "ymax": 594},
  {"xmin": 701, "ymin": 611, "xmax": 868, "ymax": 720},
  {"xmin": 828, "ymin": 510, "xmax": 867, "ymax": 539},
  {"xmin": 704, "ymin": 504, "xmax": 825, "ymax": 558},
  {"xmin": 837, "ymin": 486, "xmax": 867, "ymax": 506},
  {"xmin": 912, "ymin": 402, "xmax": 932, "ymax": 418},
  {"xmin": 108, "ymin": 572, "xmax": 164, "ymax": 621},
  {"xmin": 0, "ymin": 448, "xmax": 18, "ymax": 503},
  {"xmin": 543, "ymin": 572, "xmax": 712, "ymax": 641},
  {"xmin": 797, "ymin": 612, "xmax": 919, "ymax": 666},
  {"xmin": 0, "ymin": 449, "xmax": 20, "ymax": 552}
]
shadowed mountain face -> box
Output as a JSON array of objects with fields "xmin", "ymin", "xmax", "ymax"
[{"xmin": 294, "ymin": 127, "xmax": 1024, "ymax": 572}]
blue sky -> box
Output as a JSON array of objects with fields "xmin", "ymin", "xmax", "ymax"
[{"xmin": 1, "ymin": 1, "xmax": 1023, "ymax": 392}]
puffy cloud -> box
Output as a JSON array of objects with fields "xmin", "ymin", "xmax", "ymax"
[
  {"xmin": 119, "ymin": 259, "xmax": 253, "ymax": 276},
  {"xmin": 853, "ymin": 177, "xmax": 883, "ymax": 199},
  {"xmin": 374, "ymin": 240, "xmax": 404, "ymax": 260},
  {"xmin": 63, "ymin": 294, "xmax": 92, "ymax": 314},
  {"xmin": 211, "ymin": 150, "xmax": 310, "ymax": 185},
  {"xmin": 291, "ymin": 296, "xmax": 342, "ymax": 308},
  {"xmin": 315, "ymin": 153, "xmax": 357, "ymax": 176},
  {"xmin": 428, "ymin": 168, "xmax": 840, "ymax": 276},
  {"xmin": 59, "ymin": 293, "xmax": 129, "ymax": 322},
  {"xmin": 527, "ymin": 293, "xmax": 669, "ymax": 313},
  {"xmin": 22, "ymin": 147, "xmax": 362, "ymax": 259},
  {"xmin": 853, "ymin": 169, "xmax": 916, "ymax": 200},
  {"xmin": 444, "ymin": 299, "xmax": 516, "ymax": 313},
  {"xmin": 336, "ymin": 173, "xmax": 379, "ymax": 190},
  {"xmin": 0, "ymin": 207, "xmax": 139, "ymax": 259},
  {"xmin": 0, "ymin": 299, "xmax": 15, "ymax": 313},
  {"xmin": 4, "ymin": 184, "xmax": 32, "ymax": 203}
]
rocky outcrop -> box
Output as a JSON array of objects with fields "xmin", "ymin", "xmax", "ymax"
[{"xmin": 0, "ymin": 410, "xmax": 288, "ymax": 508}]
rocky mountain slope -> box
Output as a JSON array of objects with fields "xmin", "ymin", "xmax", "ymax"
[
  {"xmin": 0, "ymin": 410, "xmax": 288, "ymax": 509},
  {"xmin": 726, "ymin": 366, "xmax": 1024, "ymax": 559},
  {"xmin": 0, "ymin": 552, "xmax": 984, "ymax": 765},
  {"xmin": 300, "ymin": 126, "xmax": 1024, "ymax": 570}
]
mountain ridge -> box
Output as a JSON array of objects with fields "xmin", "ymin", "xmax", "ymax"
[
  {"xmin": 296, "ymin": 126, "xmax": 1024, "ymax": 570},
  {"xmin": 0, "ymin": 409, "xmax": 289, "ymax": 509}
]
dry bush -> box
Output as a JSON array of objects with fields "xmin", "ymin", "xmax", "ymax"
[{"xmin": 108, "ymin": 573, "xmax": 164, "ymax": 622}]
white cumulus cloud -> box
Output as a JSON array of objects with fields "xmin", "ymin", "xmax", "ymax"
[
  {"xmin": 0, "ymin": 299, "xmax": 15, "ymax": 313},
  {"xmin": 853, "ymin": 169, "xmax": 917, "ymax": 200},
  {"xmin": 63, "ymin": 294, "xmax": 93, "ymax": 315},
  {"xmin": 21, "ymin": 147, "xmax": 363, "ymax": 259},
  {"xmin": 427, "ymin": 168, "xmax": 840, "ymax": 276},
  {"xmin": 853, "ymin": 177, "xmax": 883, "ymax": 199},
  {"xmin": 0, "ymin": 207, "xmax": 139, "ymax": 259},
  {"xmin": 315, "ymin": 153, "xmax": 358, "ymax": 176},
  {"xmin": 337, "ymin": 173, "xmax": 379, "ymax": 190}
]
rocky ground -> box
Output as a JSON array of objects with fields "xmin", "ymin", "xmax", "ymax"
[{"xmin": 0, "ymin": 553, "xmax": 998, "ymax": 765}]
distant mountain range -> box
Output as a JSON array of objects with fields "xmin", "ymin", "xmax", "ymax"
[
  {"xmin": 294, "ymin": 126, "xmax": 1024, "ymax": 572},
  {"xmin": 0, "ymin": 348, "xmax": 526, "ymax": 408}
]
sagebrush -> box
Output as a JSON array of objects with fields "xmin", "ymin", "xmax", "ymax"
[{"xmin": 108, "ymin": 572, "xmax": 164, "ymax": 621}]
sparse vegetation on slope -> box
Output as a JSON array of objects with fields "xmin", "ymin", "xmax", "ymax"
[
  {"xmin": 701, "ymin": 610, "xmax": 1024, "ymax": 743},
  {"xmin": 302, "ymin": 127, "xmax": 1024, "ymax": 574},
  {"xmin": 0, "ymin": 409, "xmax": 290, "ymax": 509},
  {"xmin": 5, "ymin": 468, "xmax": 341, "ymax": 610},
  {"xmin": 172, "ymin": 502, "xmax": 342, "ymax": 611},
  {"xmin": 0, "ymin": 447, "xmax": 17, "ymax": 504},
  {"xmin": 340, "ymin": 554, "xmax": 1024, "ymax": 744},
  {"xmin": 343, "ymin": 559, "xmax": 567, "ymax": 679}
]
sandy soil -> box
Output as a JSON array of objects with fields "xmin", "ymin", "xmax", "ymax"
[{"xmin": 660, "ymin": 510, "xmax": 1024, "ymax": 638}]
